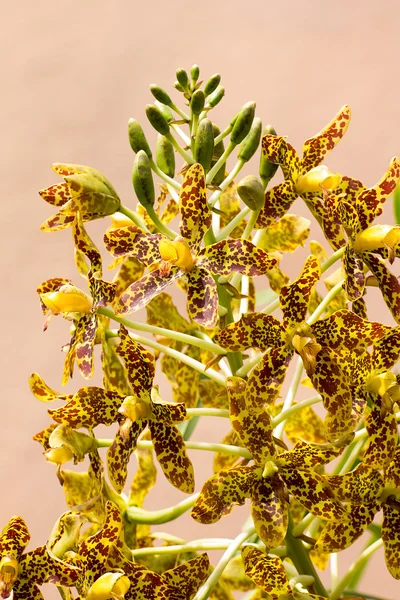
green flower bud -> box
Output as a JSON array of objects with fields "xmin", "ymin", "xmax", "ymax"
[
  {"xmin": 190, "ymin": 64, "xmax": 200, "ymax": 83},
  {"xmin": 150, "ymin": 84, "xmax": 172, "ymax": 106},
  {"xmin": 194, "ymin": 118, "xmax": 214, "ymax": 172},
  {"xmin": 174, "ymin": 81, "xmax": 185, "ymax": 93},
  {"xmin": 238, "ymin": 117, "xmax": 262, "ymax": 161},
  {"xmin": 259, "ymin": 124, "xmax": 279, "ymax": 186},
  {"xmin": 145, "ymin": 104, "xmax": 170, "ymax": 136},
  {"xmin": 154, "ymin": 100, "xmax": 174, "ymax": 123},
  {"xmin": 207, "ymin": 85, "xmax": 225, "ymax": 108},
  {"xmin": 156, "ymin": 134, "xmax": 175, "ymax": 178},
  {"xmin": 237, "ymin": 175, "xmax": 265, "ymax": 210},
  {"xmin": 176, "ymin": 68, "xmax": 189, "ymax": 89},
  {"xmin": 210, "ymin": 124, "xmax": 226, "ymax": 185},
  {"xmin": 132, "ymin": 150, "xmax": 155, "ymax": 207},
  {"xmin": 191, "ymin": 89, "xmax": 205, "ymax": 116},
  {"xmin": 204, "ymin": 73, "xmax": 221, "ymax": 96},
  {"xmin": 128, "ymin": 118, "xmax": 152, "ymax": 157},
  {"xmin": 230, "ymin": 101, "xmax": 256, "ymax": 145}
]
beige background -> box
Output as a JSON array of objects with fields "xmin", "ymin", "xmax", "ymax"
[{"xmin": 2, "ymin": 1, "xmax": 400, "ymax": 598}]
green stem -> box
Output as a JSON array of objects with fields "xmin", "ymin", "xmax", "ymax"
[
  {"xmin": 98, "ymin": 308, "xmax": 226, "ymax": 355},
  {"xmin": 166, "ymin": 132, "xmax": 194, "ymax": 164},
  {"xmin": 206, "ymin": 141, "xmax": 236, "ymax": 184},
  {"xmin": 171, "ymin": 123, "xmax": 191, "ymax": 147},
  {"xmin": 186, "ymin": 408, "xmax": 229, "ymax": 419},
  {"xmin": 209, "ymin": 159, "xmax": 246, "ymax": 207},
  {"xmin": 329, "ymin": 539, "xmax": 383, "ymax": 600},
  {"xmin": 124, "ymin": 492, "xmax": 199, "ymax": 524},
  {"xmin": 190, "ymin": 114, "xmax": 199, "ymax": 154},
  {"xmin": 291, "ymin": 513, "xmax": 315, "ymax": 538},
  {"xmin": 306, "ymin": 280, "xmax": 344, "ymax": 325},
  {"xmin": 235, "ymin": 351, "xmax": 263, "ymax": 378},
  {"xmin": 105, "ymin": 327, "xmax": 226, "ymax": 387},
  {"xmin": 215, "ymin": 206, "xmax": 251, "ymax": 242},
  {"xmin": 321, "ymin": 246, "xmax": 345, "ymax": 274},
  {"xmin": 274, "ymin": 356, "xmax": 304, "ymax": 439},
  {"xmin": 285, "ymin": 516, "xmax": 328, "ymax": 598},
  {"xmin": 192, "ymin": 527, "xmax": 255, "ymax": 600},
  {"xmin": 131, "ymin": 538, "xmax": 235, "ymax": 557},
  {"xmin": 214, "ymin": 124, "xmax": 232, "ymax": 146},
  {"xmin": 145, "ymin": 204, "xmax": 177, "ymax": 239},
  {"xmin": 348, "ymin": 531, "xmax": 381, "ymax": 591},
  {"xmin": 149, "ymin": 157, "xmax": 181, "ymax": 191},
  {"xmin": 169, "ymin": 101, "xmax": 190, "ymax": 122},
  {"xmin": 119, "ymin": 204, "xmax": 150, "ymax": 231},
  {"xmin": 97, "ymin": 438, "xmax": 252, "ymax": 459},
  {"xmin": 271, "ymin": 394, "xmax": 322, "ymax": 427}
]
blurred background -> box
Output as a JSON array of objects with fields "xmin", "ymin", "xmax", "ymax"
[{"xmin": 1, "ymin": 1, "xmax": 400, "ymax": 597}]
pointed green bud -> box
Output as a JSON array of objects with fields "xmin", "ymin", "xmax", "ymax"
[
  {"xmin": 230, "ymin": 101, "xmax": 256, "ymax": 145},
  {"xmin": 237, "ymin": 175, "xmax": 265, "ymax": 210},
  {"xmin": 259, "ymin": 124, "xmax": 279, "ymax": 186},
  {"xmin": 150, "ymin": 84, "xmax": 172, "ymax": 106},
  {"xmin": 210, "ymin": 124, "xmax": 226, "ymax": 185},
  {"xmin": 238, "ymin": 117, "xmax": 262, "ymax": 161},
  {"xmin": 190, "ymin": 89, "xmax": 205, "ymax": 116},
  {"xmin": 174, "ymin": 81, "xmax": 185, "ymax": 93},
  {"xmin": 207, "ymin": 85, "xmax": 225, "ymax": 108},
  {"xmin": 132, "ymin": 150, "xmax": 155, "ymax": 207},
  {"xmin": 194, "ymin": 118, "xmax": 214, "ymax": 172},
  {"xmin": 204, "ymin": 73, "xmax": 221, "ymax": 96},
  {"xmin": 176, "ymin": 68, "xmax": 189, "ymax": 90},
  {"xmin": 154, "ymin": 100, "xmax": 174, "ymax": 123},
  {"xmin": 145, "ymin": 104, "xmax": 170, "ymax": 136},
  {"xmin": 156, "ymin": 134, "xmax": 175, "ymax": 178},
  {"xmin": 128, "ymin": 118, "xmax": 152, "ymax": 157},
  {"xmin": 190, "ymin": 64, "xmax": 200, "ymax": 83}
]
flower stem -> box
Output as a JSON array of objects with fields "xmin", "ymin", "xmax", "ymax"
[
  {"xmin": 97, "ymin": 438, "xmax": 252, "ymax": 459},
  {"xmin": 306, "ymin": 280, "xmax": 344, "ymax": 325},
  {"xmin": 148, "ymin": 157, "xmax": 181, "ymax": 190},
  {"xmin": 329, "ymin": 539, "xmax": 383, "ymax": 600},
  {"xmin": 119, "ymin": 204, "xmax": 150, "ymax": 231},
  {"xmin": 206, "ymin": 141, "xmax": 236, "ymax": 184},
  {"xmin": 216, "ymin": 206, "xmax": 251, "ymax": 242},
  {"xmin": 271, "ymin": 394, "xmax": 322, "ymax": 427},
  {"xmin": 131, "ymin": 538, "xmax": 235, "ymax": 557},
  {"xmin": 274, "ymin": 356, "xmax": 304, "ymax": 439},
  {"xmin": 186, "ymin": 408, "xmax": 230, "ymax": 419},
  {"xmin": 209, "ymin": 159, "xmax": 246, "ymax": 207},
  {"xmin": 321, "ymin": 246, "xmax": 345, "ymax": 274},
  {"xmin": 124, "ymin": 492, "xmax": 199, "ymax": 524},
  {"xmin": 145, "ymin": 204, "xmax": 178, "ymax": 239},
  {"xmin": 192, "ymin": 527, "xmax": 256, "ymax": 600},
  {"xmin": 98, "ymin": 307, "xmax": 226, "ymax": 355},
  {"xmin": 166, "ymin": 132, "xmax": 194, "ymax": 164}
]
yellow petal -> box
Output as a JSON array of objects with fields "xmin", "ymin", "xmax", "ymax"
[
  {"xmin": 159, "ymin": 238, "xmax": 194, "ymax": 271},
  {"xmin": 44, "ymin": 445, "xmax": 74, "ymax": 465},
  {"xmin": 40, "ymin": 285, "xmax": 93, "ymax": 314},
  {"xmin": 86, "ymin": 573, "xmax": 131, "ymax": 600},
  {"xmin": 352, "ymin": 224, "xmax": 400, "ymax": 255},
  {"xmin": 295, "ymin": 165, "xmax": 341, "ymax": 194},
  {"xmin": 119, "ymin": 396, "xmax": 152, "ymax": 420}
]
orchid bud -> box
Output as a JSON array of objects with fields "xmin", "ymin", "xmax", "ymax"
[
  {"xmin": 176, "ymin": 68, "xmax": 189, "ymax": 90},
  {"xmin": 237, "ymin": 175, "xmax": 265, "ymax": 210},
  {"xmin": 194, "ymin": 118, "xmax": 214, "ymax": 172},
  {"xmin": 128, "ymin": 118, "xmax": 152, "ymax": 157},
  {"xmin": 132, "ymin": 150, "xmax": 155, "ymax": 207},
  {"xmin": 206, "ymin": 85, "xmax": 225, "ymax": 109},
  {"xmin": 204, "ymin": 73, "xmax": 221, "ymax": 96},
  {"xmin": 190, "ymin": 64, "xmax": 200, "ymax": 83},
  {"xmin": 150, "ymin": 84, "xmax": 172, "ymax": 106},
  {"xmin": 156, "ymin": 135, "xmax": 175, "ymax": 178},
  {"xmin": 238, "ymin": 117, "xmax": 262, "ymax": 161},
  {"xmin": 154, "ymin": 100, "xmax": 174, "ymax": 123},
  {"xmin": 145, "ymin": 104, "xmax": 170, "ymax": 136},
  {"xmin": 190, "ymin": 89, "xmax": 205, "ymax": 116},
  {"xmin": 230, "ymin": 101, "xmax": 256, "ymax": 145}
]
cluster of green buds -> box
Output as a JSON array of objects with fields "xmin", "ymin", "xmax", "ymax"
[{"xmin": 3, "ymin": 64, "xmax": 400, "ymax": 600}]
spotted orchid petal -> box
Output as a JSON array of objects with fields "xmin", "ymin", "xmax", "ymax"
[
  {"xmin": 247, "ymin": 346, "xmax": 293, "ymax": 412},
  {"xmin": 172, "ymin": 347, "xmax": 200, "ymax": 408},
  {"xmin": 214, "ymin": 313, "xmax": 283, "ymax": 352},
  {"xmin": 179, "ymin": 163, "xmax": 211, "ymax": 253},
  {"xmin": 146, "ymin": 292, "xmax": 191, "ymax": 333},
  {"xmin": 0, "ymin": 517, "xmax": 30, "ymax": 562},
  {"xmin": 262, "ymin": 135, "xmax": 300, "ymax": 181},
  {"xmin": 386, "ymin": 447, "xmax": 400, "ymax": 489},
  {"xmin": 107, "ymin": 421, "xmax": 145, "ymax": 492},
  {"xmin": 116, "ymin": 326, "xmax": 155, "ymax": 399},
  {"xmin": 382, "ymin": 501, "xmax": 400, "ymax": 579},
  {"xmin": 256, "ymin": 180, "xmax": 298, "ymax": 228},
  {"xmin": 49, "ymin": 387, "xmax": 122, "ymax": 429},
  {"xmin": 277, "ymin": 440, "xmax": 344, "ymax": 470},
  {"xmin": 343, "ymin": 246, "xmax": 365, "ymax": 302},
  {"xmin": 186, "ymin": 267, "xmax": 218, "ymax": 327},
  {"xmin": 162, "ymin": 554, "xmax": 210, "ymax": 600},
  {"xmin": 363, "ymin": 398, "xmax": 398, "ymax": 468},
  {"xmin": 327, "ymin": 464, "xmax": 384, "ymax": 504},
  {"xmin": 300, "ymin": 105, "xmax": 351, "ymax": 174},
  {"xmin": 115, "ymin": 267, "xmax": 182, "ymax": 315},
  {"xmin": 259, "ymin": 214, "xmax": 311, "ymax": 254},
  {"xmin": 73, "ymin": 212, "xmax": 103, "ymax": 277},
  {"xmin": 251, "ymin": 475, "xmax": 289, "ymax": 548},
  {"xmin": 191, "ymin": 466, "xmax": 257, "ymax": 524},
  {"xmin": 112, "ymin": 257, "xmax": 145, "ymax": 302},
  {"xmin": 40, "ymin": 212, "xmax": 76, "ymax": 232},
  {"xmin": 280, "ymin": 467, "xmax": 347, "ymax": 520},
  {"xmin": 76, "ymin": 312, "xmax": 98, "ymax": 379},
  {"xmin": 227, "ymin": 377, "xmax": 275, "ymax": 464},
  {"xmin": 39, "ymin": 181, "xmax": 71, "ymax": 207},
  {"xmin": 128, "ymin": 431, "xmax": 157, "ymax": 507},
  {"xmin": 280, "ymin": 255, "xmax": 321, "ymax": 330},
  {"xmin": 356, "ymin": 157, "xmax": 400, "ymax": 231},
  {"xmin": 104, "ymin": 226, "xmax": 162, "ymax": 264},
  {"xmin": 149, "ymin": 420, "xmax": 194, "ymax": 493},
  {"xmin": 29, "ymin": 373, "xmax": 71, "ymax": 403},
  {"xmin": 196, "ymin": 239, "xmax": 276, "ymax": 277},
  {"xmin": 365, "ymin": 253, "xmax": 400, "ymax": 324},
  {"xmin": 315, "ymin": 502, "xmax": 379, "ymax": 553},
  {"xmin": 241, "ymin": 546, "xmax": 291, "ymax": 597}
]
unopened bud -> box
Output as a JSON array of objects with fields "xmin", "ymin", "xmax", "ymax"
[
  {"xmin": 156, "ymin": 134, "xmax": 175, "ymax": 178},
  {"xmin": 128, "ymin": 118, "xmax": 152, "ymax": 157},
  {"xmin": 154, "ymin": 100, "xmax": 174, "ymax": 123},
  {"xmin": 230, "ymin": 101, "xmax": 256, "ymax": 145},
  {"xmin": 194, "ymin": 118, "xmax": 214, "ymax": 172},
  {"xmin": 145, "ymin": 104, "xmax": 170, "ymax": 136},
  {"xmin": 237, "ymin": 175, "xmax": 265, "ymax": 210},
  {"xmin": 132, "ymin": 150, "xmax": 155, "ymax": 207},
  {"xmin": 204, "ymin": 73, "xmax": 221, "ymax": 96},
  {"xmin": 191, "ymin": 89, "xmax": 205, "ymax": 116},
  {"xmin": 207, "ymin": 85, "xmax": 225, "ymax": 108},
  {"xmin": 190, "ymin": 64, "xmax": 200, "ymax": 83},
  {"xmin": 150, "ymin": 84, "xmax": 172, "ymax": 106},
  {"xmin": 176, "ymin": 68, "xmax": 189, "ymax": 90},
  {"xmin": 238, "ymin": 117, "xmax": 262, "ymax": 161},
  {"xmin": 260, "ymin": 125, "xmax": 279, "ymax": 186},
  {"xmin": 210, "ymin": 124, "xmax": 226, "ymax": 185}
]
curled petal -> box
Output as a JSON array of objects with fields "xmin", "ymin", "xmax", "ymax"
[
  {"xmin": 262, "ymin": 136, "xmax": 300, "ymax": 181},
  {"xmin": 39, "ymin": 181, "xmax": 71, "ymax": 207},
  {"xmin": 315, "ymin": 502, "xmax": 379, "ymax": 553},
  {"xmin": 179, "ymin": 163, "xmax": 211, "ymax": 253},
  {"xmin": 73, "ymin": 212, "xmax": 102, "ymax": 277},
  {"xmin": 49, "ymin": 387, "xmax": 122, "ymax": 429},
  {"xmin": 241, "ymin": 546, "xmax": 291, "ymax": 596},
  {"xmin": 116, "ymin": 267, "xmax": 181, "ymax": 315},
  {"xmin": 107, "ymin": 422, "xmax": 144, "ymax": 492},
  {"xmin": 214, "ymin": 313, "xmax": 283, "ymax": 352},
  {"xmin": 191, "ymin": 466, "xmax": 257, "ymax": 524},
  {"xmin": 186, "ymin": 267, "xmax": 218, "ymax": 327},
  {"xmin": 300, "ymin": 105, "xmax": 351, "ymax": 174},
  {"xmin": 117, "ymin": 325, "xmax": 155, "ymax": 398},
  {"xmin": 365, "ymin": 253, "xmax": 400, "ymax": 324},
  {"xmin": 104, "ymin": 226, "xmax": 162, "ymax": 264},
  {"xmin": 356, "ymin": 157, "xmax": 400, "ymax": 230},
  {"xmin": 196, "ymin": 239, "xmax": 276, "ymax": 277},
  {"xmin": 280, "ymin": 254, "xmax": 321, "ymax": 330},
  {"xmin": 382, "ymin": 501, "xmax": 400, "ymax": 579},
  {"xmin": 29, "ymin": 373, "xmax": 71, "ymax": 403},
  {"xmin": 251, "ymin": 476, "xmax": 288, "ymax": 548},
  {"xmin": 150, "ymin": 422, "xmax": 194, "ymax": 493},
  {"xmin": 76, "ymin": 313, "xmax": 98, "ymax": 380},
  {"xmin": 255, "ymin": 181, "xmax": 298, "ymax": 228},
  {"xmin": 40, "ymin": 212, "xmax": 76, "ymax": 232},
  {"xmin": 0, "ymin": 517, "xmax": 30, "ymax": 560},
  {"xmin": 247, "ymin": 346, "xmax": 293, "ymax": 411},
  {"xmin": 343, "ymin": 246, "xmax": 365, "ymax": 302}
]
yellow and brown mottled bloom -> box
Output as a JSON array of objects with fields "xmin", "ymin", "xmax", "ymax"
[
  {"xmin": 191, "ymin": 376, "xmax": 347, "ymax": 548},
  {"xmin": 104, "ymin": 164, "xmax": 277, "ymax": 327},
  {"xmin": 40, "ymin": 163, "xmax": 121, "ymax": 231},
  {"xmin": 255, "ymin": 105, "xmax": 351, "ymax": 228}
]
